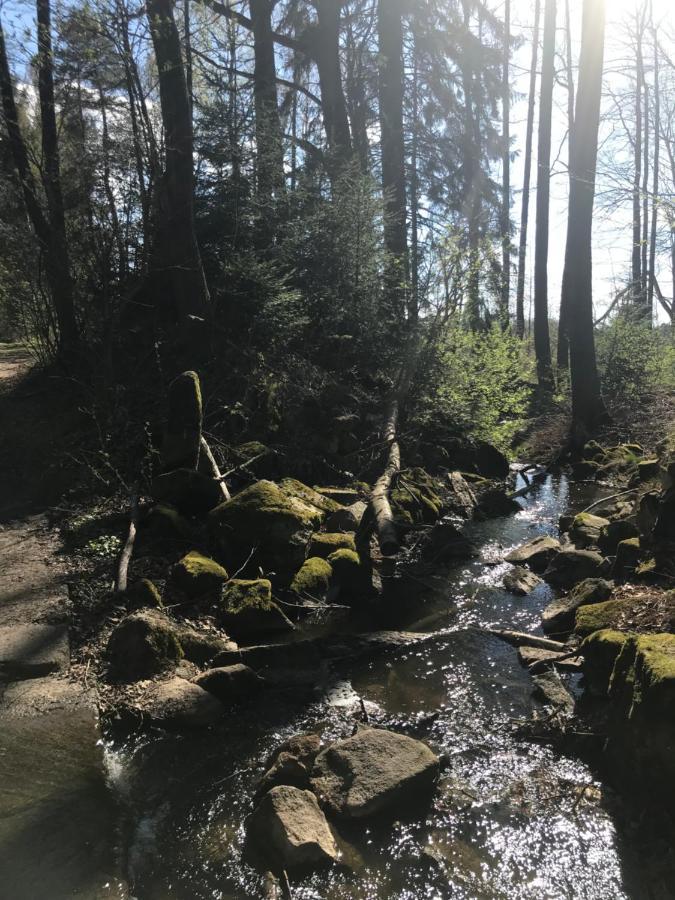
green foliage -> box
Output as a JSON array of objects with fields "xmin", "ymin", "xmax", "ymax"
[
  {"xmin": 415, "ymin": 322, "xmax": 534, "ymax": 452},
  {"xmin": 596, "ymin": 317, "xmax": 675, "ymax": 404}
]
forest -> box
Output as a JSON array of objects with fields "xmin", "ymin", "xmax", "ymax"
[{"xmin": 0, "ymin": 0, "xmax": 674, "ymax": 897}]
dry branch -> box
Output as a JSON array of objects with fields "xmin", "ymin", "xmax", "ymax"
[
  {"xmin": 115, "ymin": 493, "xmax": 139, "ymax": 593},
  {"xmin": 200, "ymin": 435, "xmax": 230, "ymax": 501},
  {"xmin": 489, "ymin": 628, "xmax": 567, "ymax": 652}
]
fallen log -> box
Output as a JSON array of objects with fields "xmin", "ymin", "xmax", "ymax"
[
  {"xmin": 488, "ymin": 628, "xmax": 567, "ymax": 652},
  {"xmin": 115, "ymin": 493, "xmax": 139, "ymax": 593},
  {"xmin": 370, "ymin": 397, "xmax": 401, "ymax": 557}
]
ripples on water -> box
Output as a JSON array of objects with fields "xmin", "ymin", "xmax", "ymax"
[{"xmin": 108, "ymin": 475, "xmax": 632, "ymax": 899}]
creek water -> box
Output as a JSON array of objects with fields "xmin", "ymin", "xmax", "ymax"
[{"xmin": 106, "ymin": 474, "xmax": 639, "ymax": 900}]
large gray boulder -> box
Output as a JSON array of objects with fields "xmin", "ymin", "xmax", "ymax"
[
  {"xmin": 543, "ymin": 548, "xmax": 607, "ymax": 589},
  {"xmin": 310, "ymin": 728, "xmax": 439, "ymax": 819},
  {"xmin": 542, "ymin": 578, "xmax": 613, "ymax": 636},
  {"xmin": 503, "ymin": 566, "xmax": 542, "ymax": 596},
  {"xmin": 246, "ymin": 785, "xmax": 339, "ymax": 871},
  {"xmin": 192, "ymin": 664, "xmax": 262, "ymax": 702},
  {"xmin": 569, "ymin": 513, "xmax": 610, "ymax": 549},
  {"xmin": 138, "ymin": 677, "xmax": 223, "ymax": 728},
  {"xmin": 504, "ymin": 535, "xmax": 561, "ymax": 573}
]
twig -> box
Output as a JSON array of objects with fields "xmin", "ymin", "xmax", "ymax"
[
  {"xmin": 359, "ymin": 696, "xmax": 369, "ymax": 723},
  {"xmin": 281, "ymin": 871, "xmax": 293, "ymax": 900},
  {"xmin": 200, "ymin": 435, "xmax": 230, "ymax": 501},
  {"xmin": 580, "ymin": 489, "xmax": 639, "ymax": 514},
  {"xmin": 115, "ymin": 493, "xmax": 139, "ymax": 593},
  {"xmin": 218, "ymin": 451, "xmax": 274, "ymax": 481},
  {"xmin": 489, "ymin": 628, "xmax": 568, "ymax": 652},
  {"xmin": 229, "ymin": 546, "xmax": 259, "ymax": 580}
]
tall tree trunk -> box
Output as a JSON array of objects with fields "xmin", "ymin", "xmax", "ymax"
[
  {"xmin": 563, "ymin": 0, "xmax": 608, "ymax": 440},
  {"xmin": 250, "ymin": 0, "xmax": 286, "ymax": 203},
  {"xmin": 500, "ymin": 0, "xmax": 511, "ymax": 330},
  {"xmin": 345, "ymin": 13, "xmax": 369, "ymax": 172},
  {"xmin": 647, "ymin": 19, "xmax": 659, "ymax": 320},
  {"xmin": 146, "ymin": 0, "xmax": 210, "ymax": 328},
  {"xmin": 460, "ymin": 1, "xmax": 482, "ymax": 332},
  {"xmin": 516, "ymin": 0, "xmax": 540, "ymax": 340},
  {"xmin": 314, "ymin": 0, "xmax": 352, "ymax": 162},
  {"xmin": 641, "ymin": 77, "xmax": 650, "ymax": 319},
  {"xmin": 377, "ymin": 0, "xmax": 410, "ymax": 322},
  {"xmin": 632, "ymin": 15, "xmax": 644, "ymax": 306},
  {"xmin": 533, "ymin": 0, "xmax": 556, "ymax": 389},
  {"xmin": 410, "ymin": 47, "xmax": 420, "ymax": 314},
  {"xmin": 556, "ymin": 0, "xmax": 575, "ymax": 368},
  {"xmin": 0, "ymin": 7, "xmax": 79, "ymax": 358}
]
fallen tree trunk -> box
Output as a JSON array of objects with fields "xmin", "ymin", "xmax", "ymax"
[
  {"xmin": 488, "ymin": 628, "xmax": 568, "ymax": 652},
  {"xmin": 200, "ymin": 435, "xmax": 230, "ymax": 501},
  {"xmin": 370, "ymin": 396, "xmax": 401, "ymax": 557}
]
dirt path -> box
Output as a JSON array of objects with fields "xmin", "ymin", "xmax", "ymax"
[{"xmin": 0, "ymin": 344, "xmax": 127, "ymax": 899}]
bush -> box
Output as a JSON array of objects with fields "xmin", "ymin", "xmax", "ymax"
[{"xmin": 596, "ymin": 317, "xmax": 675, "ymax": 404}]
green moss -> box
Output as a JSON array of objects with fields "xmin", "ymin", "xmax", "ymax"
[
  {"xmin": 106, "ymin": 610, "xmax": 184, "ymax": 680},
  {"xmin": 222, "ymin": 578, "xmax": 273, "ymax": 612},
  {"xmin": 582, "ymin": 440, "xmax": 606, "ymax": 461},
  {"xmin": 172, "ymin": 551, "xmax": 229, "ymax": 598},
  {"xmin": 391, "ymin": 468, "xmax": 443, "ymax": 526},
  {"xmin": 126, "ymin": 579, "xmax": 163, "ymax": 610},
  {"xmin": 279, "ymin": 478, "xmax": 340, "ymax": 513},
  {"xmin": 328, "ymin": 548, "xmax": 365, "ymax": 592},
  {"xmin": 613, "ymin": 536, "xmax": 644, "ymax": 580},
  {"xmin": 290, "ymin": 557, "xmax": 332, "ymax": 597},
  {"xmin": 575, "ymin": 598, "xmax": 631, "ymax": 636},
  {"xmin": 308, "ymin": 532, "xmax": 357, "ymax": 559},
  {"xmin": 570, "ymin": 512, "xmax": 610, "ymax": 547}
]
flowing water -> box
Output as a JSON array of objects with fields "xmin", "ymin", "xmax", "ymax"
[{"xmin": 102, "ymin": 473, "xmax": 648, "ymax": 900}]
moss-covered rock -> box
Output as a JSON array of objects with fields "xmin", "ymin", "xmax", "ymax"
[
  {"xmin": 209, "ymin": 481, "xmax": 323, "ymax": 579},
  {"xmin": 328, "ymin": 548, "xmax": 368, "ymax": 596},
  {"xmin": 596, "ymin": 445, "xmax": 641, "ymax": 480},
  {"xmin": 308, "ymin": 532, "xmax": 357, "ymax": 559},
  {"xmin": 290, "ymin": 557, "xmax": 333, "ymax": 599},
  {"xmin": 599, "ymin": 519, "xmax": 639, "ymax": 555},
  {"xmin": 161, "ymin": 371, "xmax": 202, "ymax": 471},
  {"xmin": 279, "ymin": 479, "xmax": 340, "ymax": 514},
  {"xmin": 231, "ymin": 441, "xmax": 279, "ymax": 478},
  {"xmin": 125, "ymin": 578, "xmax": 163, "ymax": 611},
  {"xmin": 325, "ymin": 501, "xmax": 367, "ymax": 533},
  {"xmin": 569, "ymin": 512, "xmax": 610, "ymax": 549},
  {"xmin": 637, "ymin": 459, "xmax": 661, "ymax": 482},
  {"xmin": 582, "ymin": 440, "xmax": 606, "ymax": 462},
  {"xmin": 172, "ymin": 551, "xmax": 229, "ymax": 599},
  {"xmin": 575, "ymin": 598, "xmax": 634, "ymax": 636},
  {"xmin": 542, "ymin": 578, "xmax": 613, "ymax": 636},
  {"xmin": 137, "ymin": 503, "xmax": 194, "ymax": 553},
  {"xmin": 391, "ymin": 468, "xmax": 443, "ymax": 526},
  {"xmin": 580, "ymin": 629, "xmax": 630, "ymax": 696},
  {"xmin": 107, "ymin": 609, "xmax": 184, "ymax": 680},
  {"xmin": 612, "ymin": 537, "xmax": 644, "ymax": 580},
  {"xmin": 219, "ymin": 578, "xmax": 293, "ymax": 639},
  {"xmin": 152, "ymin": 469, "xmax": 223, "ymax": 515}
]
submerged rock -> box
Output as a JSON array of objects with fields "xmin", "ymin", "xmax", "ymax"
[
  {"xmin": 504, "ymin": 535, "xmax": 561, "ymax": 573},
  {"xmin": 219, "ymin": 578, "xmax": 293, "ymax": 639},
  {"xmin": 171, "ymin": 551, "xmax": 229, "ymax": 599},
  {"xmin": 503, "ymin": 567, "xmax": 542, "ymax": 596},
  {"xmin": 246, "ymin": 785, "xmax": 339, "ymax": 871},
  {"xmin": 543, "ymin": 548, "xmax": 607, "ymax": 588},
  {"xmin": 310, "ymin": 728, "xmax": 439, "ymax": 819},
  {"xmin": 542, "ymin": 578, "xmax": 613, "ymax": 636},
  {"xmin": 138, "ymin": 677, "xmax": 222, "ymax": 728},
  {"xmin": 209, "ymin": 480, "xmax": 323, "ymax": 578}
]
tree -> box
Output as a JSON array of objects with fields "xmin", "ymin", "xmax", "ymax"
[
  {"xmin": 250, "ymin": 0, "xmax": 286, "ymax": 204},
  {"xmin": 533, "ymin": 0, "xmax": 555, "ymax": 388},
  {"xmin": 0, "ymin": 4, "xmax": 80, "ymax": 359},
  {"xmin": 556, "ymin": 0, "xmax": 575, "ymax": 368},
  {"xmin": 515, "ymin": 0, "xmax": 540, "ymax": 341},
  {"xmin": 313, "ymin": 0, "xmax": 352, "ymax": 162},
  {"xmin": 499, "ymin": 0, "xmax": 510, "ymax": 330},
  {"xmin": 562, "ymin": 0, "xmax": 608, "ymax": 439}
]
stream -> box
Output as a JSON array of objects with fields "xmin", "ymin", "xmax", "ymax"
[{"xmin": 106, "ymin": 474, "xmax": 639, "ymax": 900}]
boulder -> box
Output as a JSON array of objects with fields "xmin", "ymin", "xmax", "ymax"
[
  {"xmin": 310, "ymin": 728, "xmax": 439, "ymax": 819},
  {"xmin": 599, "ymin": 519, "xmax": 639, "ymax": 555},
  {"xmin": 138, "ymin": 677, "xmax": 222, "ymax": 728},
  {"xmin": 279, "ymin": 478, "xmax": 340, "ymax": 515},
  {"xmin": 445, "ymin": 438, "xmax": 510, "ymax": 479},
  {"xmin": 391, "ymin": 469, "xmax": 443, "ymax": 526},
  {"xmin": 654, "ymin": 488, "xmax": 675, "ymax": 543},
  {"xmin": 171, "ymin": 551, "xmax": 229, "ymax": 599},
  {"xmin": 612, "ymin": 537, "xmax": 644, "ymax": 581},
  {"xmin": 160, "ymin": 370, "xmax": 202, "ymax": 471},
  {"xmin": 290, "ymin": 558, "xmax": 333, "ymax": 600},
  {"xmin": 477, "ymin": 488, "xmax": 521, "ymax": 517},
  {"xmin": 327, "ymin": 549, "xmax": 368, "ymax": 596},
  {"xmin": 193, "ymin": 664, "xmax": 262, "ymax": 702},
  {"xmin": 543, "ymin": 548, "xmax": 607, "ymax": 588},
  {"xmin": 542, "ymin": 578, "xmax": 613, "ymax": 636},
  {"xmin": 106, "ymin": 609, "xmax": 236, "ymax": 680},
  {"xmin": 532, "ymin": 671, "xmax": 575, "ymax": 714},
  {"xmin": 136, "ymin": 503, "xmax": 194, "ymax": 552},
  {"xmin": 325, "ymin": 501, "xmax": 367, "ymax": 533},
  {"xmin": 638, "ymin": 491, "xmax": 661, "ymax": 539},
  {"xmin": 308, "ymin": 532, "xmax": 357, "ymax": 559},
  {"xmin": 503, "ymin": 566, "xmax": 542, "ymax": 596},
  {"xmin": 266, "ymin": 733, "xmax": 322, "ymax": 770},
  {"xmin": 422, "ymin": 522, "xmax": 474, "ymax": 564},
  {"xmin": 518, "ymin": 646, "xmax": 581, "ymax": 672},
  {"xmin": 504, "ymin": 535, "xmax": 561, "ymax": 573},
  {"xmin": 257, "ymin": 734, "xmax": 322, "ymax": 798},
  {"xmin": 569, "ymin": 512, "xmax": 610, "ymax": 549},
  {"xmin": 209, "ymin": 481, "xmax": 323, "ymax": 579},
  {"xmin": 575, "ymin": 598, "xmax": 632, "ymax": 636},
  {"xmin": 246, "ymin": 785, "xmax": 339, "ymax": 872},
  {"xmin": 446, "ymin": 471, "xmax": 478, "ymax": 519},
  {"xmin": 580, "ymin": 629, "xmax": 630, "ymax": 697},
  {"xmin": 637, "ymin": 459, "xmax": 661, "ymax": 482},
  {"xmin": 125, "ymin": 579, "xmax": 163, "ymax": 611},
  {"xmin": 152, "ymin": 469, "xmax": 223, "ymax": 515},
  {"xmin": 219, "ymin": 578, "xmax": 293, "ymax": 639}
]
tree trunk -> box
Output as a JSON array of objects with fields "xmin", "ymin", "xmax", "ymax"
[
  {"xmin": 146, "ymin": 0, "xmax": 210, "ymax": 329},
  {"xmin": 460, "ymin": 2, "xmax": 482, "ymax": 332},
  {"xmin": 516, "ymin": 0, "xmax": 540, "ymax": 340},
  {"xmin": 250, "ymin": 0, "xmax": 286, "ymax": 203},
  {"xmin": 648, "ymin": 21, "xmax": 659, "ymax": 320},
  {"xmin": 641, "ymin": 76, "xmax": 650, "ymax": 320},
  {"xmin": 632, "ymin": 16, "xmax": 644, "ymax": 306},
  {"xmin": 377, "ymin": 0, "xmax": 410, "ymax": 323},
  {"xmin": 556, "ymin": 0, "xmax": 575, "ymax": 368},
  {"xmin": 314, "ymin": 0, "xmax": 352, "ymax": 163},
  {"xmin": 563, "ymin": 0, "xmax": 608, "ymax": 440},
  {"xmin": 500, "ymin": 0, "xmax": 511, "ymax": 330},
  {"xmin": 533, "ymin": 0, "xmax": 556, "ymax": 389}
]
